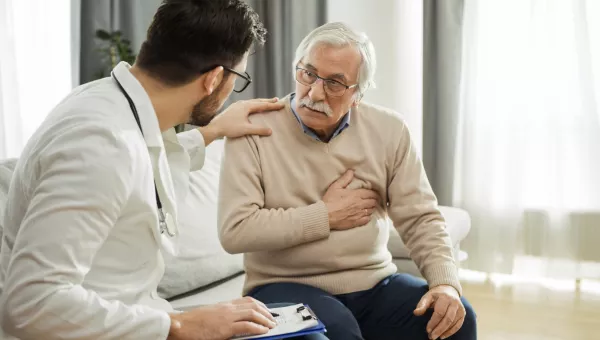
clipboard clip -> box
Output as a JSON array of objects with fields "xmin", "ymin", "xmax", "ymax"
[{"xmin": 296, "ymin": 305, "xmax": 319, "ymax": 321}]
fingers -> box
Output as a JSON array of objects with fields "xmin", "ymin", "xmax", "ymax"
[
  {"xmin": 234, "ymin": 308, "xmax": 277, "ymax": 329},
  {"xmin": 363, "ymin": 208, "xmax": 375, "ymax": 216},
  {"xmin": 245, "ymin": 97, "xmax": 279, "ymax": 103},
  {"xmin": 243, "ymin": 124, "xmax": 272, "ymax": 136},
  {"xmin": 330, "ymin": 170, "xmax": 354, "ymax": 189},
  {"xmin": 242, "ymin": 296, "xmax": 270, "ymax": 311},
  {"xmin": 247, "ymin": 100, "xmax": 285, "ymax": 113},
  {"xmin": 426, "ymin": 298, "xmax": 450, "ymax": 338},
  {"xmin": 234, "ymin": 297, "xmax": 275, "ymax": 322},
  {"xmin": 356, "ymin": 215, "xmax": 371, "ymax": 226},
  {"xmin": 359, "ymin": 198, "xmax": 378, "ymax": 210},
  {"xmin": 231, "ymin": 296, "xmax": 262, "ymax": 308},
  {"xmin": 413, "ymin": 294, "xmax": 434, "ymax": 316},
  {"xmin": 349, "ymin": 206, "xmax": 374, "ymax": 219},
  {"xmin": 430, "ymin": 302, "xmax": 458, "ymax": 340},
  {"xmin": 356, "ymin": 189, "xmax": 380, "ymax": 201},
  {"xmin": 440, "ymin": 311, "xmax": 465, "ymax": 339},
  {"xmin": 231, "ymin": 321, "xmax": 270, "ymax": 337}
]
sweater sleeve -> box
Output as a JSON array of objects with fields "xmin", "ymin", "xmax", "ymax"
[
  {"xmin": 386, "ymin": 122, "xmax": 463, "ymax": 295},
  {"xmin": 218, "ymin": 135, "xmax": 330, "ymax": 254}
]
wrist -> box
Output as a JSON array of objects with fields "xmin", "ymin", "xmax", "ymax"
[
  {"xmin": 197, "ymin": 124, "xmax": 222, "ymax": 146},
  {"xmin": 167, "ymin": 314, "xmax": 182, "ymax": 340},
  {"xmin": 323, "ymin": 201, "xmax": 336, "ymax": 227},
  {"xmin": 208, "ymin": 119, "xmax": 224, "ymax": 139}
]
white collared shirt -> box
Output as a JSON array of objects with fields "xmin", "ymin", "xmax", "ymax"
[{"xmin": 0, "ymin": 62, "xmax": 206, "ymax": 339}]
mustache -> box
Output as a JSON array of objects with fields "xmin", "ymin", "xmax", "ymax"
[{"xmin": 298, "ymin": 97, "xmax": 333, "ymax": 117}]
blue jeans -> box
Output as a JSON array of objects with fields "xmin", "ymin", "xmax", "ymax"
[{"xmin": 252, "ymin": 274, "xmax": 477, "ymax": 340}]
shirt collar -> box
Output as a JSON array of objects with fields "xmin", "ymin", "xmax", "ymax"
[
  {"xmin": 290, "ymin": 93, "xmax": 351, "ymax": 142},
  {"xmin": 112, "ymin": 61, "xmax": 164, "ymax": 149}
]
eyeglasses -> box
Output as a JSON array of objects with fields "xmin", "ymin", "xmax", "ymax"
[
  {"xmin": 223, "ymin": 66, "xmax": 252, "ymax": 93},
  {"xmin": 295, "ymin": 66, "xmax": 358, "ymax": 97}
]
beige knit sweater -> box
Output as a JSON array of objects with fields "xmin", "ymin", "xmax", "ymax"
[{"xmin": 217, "ymin": 95, "xmax": 461, "ymax": 296}]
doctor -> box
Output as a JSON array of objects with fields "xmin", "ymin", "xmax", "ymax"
[{"xmin": 0, "ymin": 0, "xmax": 289, "ymax": 339}]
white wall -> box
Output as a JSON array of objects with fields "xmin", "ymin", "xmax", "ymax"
[
  {"xmin": 0, "ymin": 0, "xmax": 75, "ymax": 159},
  {"xmin": 326, "ymin": 0, "xmax": 423, "ymax": 153}
]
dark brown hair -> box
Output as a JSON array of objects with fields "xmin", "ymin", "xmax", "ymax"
[{"xmin": 136, "ymin": 0, "xmax": 266, "ymax": 86}]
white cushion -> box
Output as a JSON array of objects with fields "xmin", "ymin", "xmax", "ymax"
[
  {"xmin": 169, "ymin": 274, "xmax": 245, "ymax": 310},
  {"xmin": 387, "ymin": 205, "xmax": 471, "ymax": 259},
  {"xmin": 158, "ymin": 139, "xmax": 243, "ymax": 299}
]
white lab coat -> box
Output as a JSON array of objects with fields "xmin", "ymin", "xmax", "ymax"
[{"xmin": 0, "ymin": 62, "xmax": 206, "ymax": 339}]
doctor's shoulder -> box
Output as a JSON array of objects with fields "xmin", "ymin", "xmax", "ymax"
[
  {"xmin": 57, "ymin": 79, "xmax": 132, "ymax": 124},
  {"xmin": 35, "ymin": 85, "xmax": 139, "ymax": 154},
  {"xmin": 41, "ymin": 81, "xmax": 141, "ymax": 139}
]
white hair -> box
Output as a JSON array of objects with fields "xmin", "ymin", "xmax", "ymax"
[{"xmin": 293, "ymin": 22, "xmax": 377, "ymax": 96}]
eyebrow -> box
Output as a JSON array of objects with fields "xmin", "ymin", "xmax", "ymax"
[{"xmin": 304, "ymin": 63, "xmax": 348, "ymax": 83}]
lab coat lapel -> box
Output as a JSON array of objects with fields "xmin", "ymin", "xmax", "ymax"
[
  {"xmin": 112, "ymin": 61, "xmax": 180, "ymax": 238},
  {"xmin": 149, "ymin": 140, "xmax": 180, "ymax": 237}
]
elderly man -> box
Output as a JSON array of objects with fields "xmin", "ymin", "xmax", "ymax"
[{"xmin": 218, "ymin": 22, "xmax": 476, "ymax": 340}]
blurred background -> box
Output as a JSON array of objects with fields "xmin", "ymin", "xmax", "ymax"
[{"xmin": 1, "ymin": 0, "xmax": 599, "ymax": 338}]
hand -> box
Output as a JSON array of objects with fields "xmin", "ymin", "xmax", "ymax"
[
  {"xmin": 322, "ymin": 170, "xmax": 380, "ymax": 230},
  {"xmin": 167, "ymin": 297, "xmax": 277, "ymax": 340},
  {"xmin": 200, "ymin": 98, "xmax": 284, "ymax": 144},
  {"xmin": 414, "ymin": 285, "xmax": 465, "ymax": 340}
]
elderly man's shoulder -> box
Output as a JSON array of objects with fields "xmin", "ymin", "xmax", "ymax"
[
  {"xmin": 246, "ymin": 99, "xmax": 290, "ymax": 126},
  {"xmin": 356, "ymin": 101, "xmax": 410, "ymax": 131}
]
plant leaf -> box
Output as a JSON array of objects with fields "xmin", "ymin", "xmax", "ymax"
[{"xmin": 95, "ymin": 29, "xmax": 111, "ymax": 40}]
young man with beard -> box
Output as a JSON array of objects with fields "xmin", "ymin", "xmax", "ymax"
[{"xmin": 0, "ymin": 1, "xmax": 329, "ymax": 340}]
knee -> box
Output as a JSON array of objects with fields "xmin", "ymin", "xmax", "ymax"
[
  {"xmin": 458, "ymin": 297, "xmax": 477, "ymax": 337},
  {"xmin": 321, "ymin": 303, "xmax": 362, "ymax": 340}
]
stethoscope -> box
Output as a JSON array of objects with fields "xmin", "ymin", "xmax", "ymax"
[{"xmin": 111, "ymin": 72, "xmax": 175, "ymax": 237}]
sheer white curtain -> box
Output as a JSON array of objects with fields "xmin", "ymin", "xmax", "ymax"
[
  {"xmin": 456, "ymin": 0, "xmax": 600, "ymax": 280},
  {"xmin": 0, "ymin": 0, "xmax": 76, "ymax": 160}
]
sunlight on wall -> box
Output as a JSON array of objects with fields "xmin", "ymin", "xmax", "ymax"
[
  {"xmin": 459, "ymin": 268, "xmax": 600, "ymax": 296},
  {"xmin": 1, "ymin": 0, "xmax": 74, "ymax": 158}
]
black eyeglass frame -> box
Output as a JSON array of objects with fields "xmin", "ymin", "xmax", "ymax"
[
  {"xmin": 294, "ymin": 65, "xmax": 359, "ymax": 97},
  {"xmin": 223, "ymin": 66, "xmax": 252, "ymax": 93},
  {"xmin": 199, "ymin": 65, "xmax": 252, "ymax": 93}
]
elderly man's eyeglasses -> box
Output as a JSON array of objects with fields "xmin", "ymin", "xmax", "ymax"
[
  {"xmin": 222, "ymin": 66, "xmax": 252, "ymax": 93},
  {"xmin": 295, "ymin": 66, "xmax": 358, "ymax": 97}
]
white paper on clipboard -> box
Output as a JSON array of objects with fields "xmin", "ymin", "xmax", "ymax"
[{"xmin": 232, "ymin": 303, "xmax": 320, "ymax": 339}]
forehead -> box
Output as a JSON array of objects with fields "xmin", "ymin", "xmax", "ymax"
[{"xmin": 302, "ymin": 43, "xmax": 361, "ymax": 82}]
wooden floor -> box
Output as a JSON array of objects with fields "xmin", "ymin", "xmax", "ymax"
[{"xmin": 460, "ymin": 272, "xmax": 600, "ymax": 340}]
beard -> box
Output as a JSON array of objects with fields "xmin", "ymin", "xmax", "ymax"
[{"xmin": 188, "ymin": 82, "xmax": 227, "ymax": 127}]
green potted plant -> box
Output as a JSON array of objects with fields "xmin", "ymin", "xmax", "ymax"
[{"xmin": 94, "ymin": 29, "xmax": 136, "ymax": 79}]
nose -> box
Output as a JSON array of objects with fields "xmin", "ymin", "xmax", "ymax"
[{"xmin": 308, "ymin": 78, "xmax": 326, "ymax": 102}]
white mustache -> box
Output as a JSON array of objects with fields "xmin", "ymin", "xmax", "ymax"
[{"xmin": 298, "ymin": 97, "xmax": 333, "ymax": 117}]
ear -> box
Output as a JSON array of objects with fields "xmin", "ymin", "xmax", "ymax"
[
  {"xmin": 352, "ymin": 92, "xmax": 363, "ymax": 107},
  {"xmin": 200, "ymin": 66, "xmax": 224, "ymax": 95}
]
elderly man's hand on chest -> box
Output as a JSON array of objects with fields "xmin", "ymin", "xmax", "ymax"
[{"xmin": 322, "ymin": 170, "xmax": 380, "ymax": 231}]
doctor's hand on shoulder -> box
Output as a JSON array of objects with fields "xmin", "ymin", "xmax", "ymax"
[
  {"xmin": 167, "ymin": 297, "xmax": 277, "ymax": 340},
  {"xmin": 198, "ymin": 97, "xmax": 284, "ymax": 145}
]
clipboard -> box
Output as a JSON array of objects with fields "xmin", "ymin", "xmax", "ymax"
[{"xmin": 232, "ymin": 303, "xmax": 326, "ymax": 340}]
